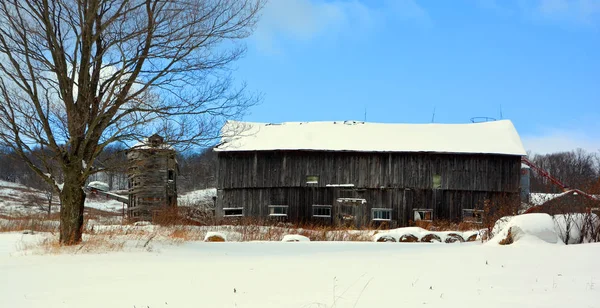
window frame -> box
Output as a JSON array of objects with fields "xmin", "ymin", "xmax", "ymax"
[
  {"xmin": 268, "ymin": 205, "xmax": 289, "ymax": 217},
  {"xmin": 312, "ymin": 205, "xmax": 332, "ymax": 218},
  {"xmin": 462, "ymin": 209, "xmax": 484, "ymax": 223},
  {"xmin": 223, "ymin": 207, "xmax": 244, "ymax": 217},
  {"xmin": 306, "ymin": 175, "xmax": 319, "ymax": 185},
  {"xmin": 432, "ymin": 174, "xmax": 441, "ymax": 189},
  {"xmin": 371, "ymin": 208, "xmax": 392, "ymax": 221},
  {"xmin": 413, "ymin": 208, "xmax": 434, "ymax": 222}
]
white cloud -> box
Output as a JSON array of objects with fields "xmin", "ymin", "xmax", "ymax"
[
  {"xmin": 521, "ymin": 129, "xmax": 600, "ymax": 155},
  {"xmin": 252, "ymin": 0, "xmax": 431, "ymax": 53},
  {"xmin": 534, "ymin": 0, "xmax": 600, "ymax": 26},
  {"xmin": 476, "ymin": 0, "xmax": 600, "ymax": 27}
]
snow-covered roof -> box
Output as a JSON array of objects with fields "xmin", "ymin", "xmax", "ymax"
[
  {"xmin": 215, "ymin": 120, "xmax": 527, "ymax": 155},
  {"xmin": 131, "ymin": 138, "xmax": 174, "ymax": 150}
]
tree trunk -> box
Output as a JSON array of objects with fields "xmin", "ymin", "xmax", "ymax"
[
  {"xmin": 47, "ymin": 194, "xmax": 52, "ymax": 217},
  {"xmin": 59, "ymin": 167, "xmax": 86, "ymax": 245}
]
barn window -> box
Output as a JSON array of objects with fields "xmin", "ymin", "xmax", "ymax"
[
  {"xmin": 432, "ymin": 174, "xmax": 441, "ymax": 189},
  {"xmin": 312, "ymin": 205, "xmax": 332, "ymax": 217},
  {"xmin": 223, "ymin": 207, "xmax": 244, "ymax": 217},
  {"xmin": 168, "ymin": 169, "xmax": 175, "ymax": 180},
  {"xmin": 371, "ymin": 208, "xmax": 392, "ymax": 221},
  {"xmin": 414, "ymin": 209, "xmax": 433, "ymax": 221},
  {"xmin": 462, "ymin": 209, "xmax": 484, "ymax": 223},
  {"xmin": 268, "ymin": 205, "xmax": 288, "ymax": 217},
  {"xmin": 306, "ymin": 175, "xmax": 319, "ymax": 184}
]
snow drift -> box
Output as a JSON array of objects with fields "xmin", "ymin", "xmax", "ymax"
[{"xmin": 488, "ymin": 213, "xmax": 560, "ymax": 245}]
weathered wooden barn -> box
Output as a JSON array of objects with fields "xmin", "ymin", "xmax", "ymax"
[
  {"xmin": 214, "ymin": 120, "xmax": 526, "ymax": 227},
  {"xmin": 127, "ymin": 134, "xmax": 178, "ymax": 220}
]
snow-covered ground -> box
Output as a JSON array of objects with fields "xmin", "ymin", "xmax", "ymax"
[
  {"xmin": 0, "ymin": 232, "xmax": 598, "ymax": 308},
  {"xmin": 0, "ymin": 180, "xmax": 57, "ymax": 216},
  {"xmin": 178, "ymin": 188, "xmax": 217, "ymax": 206},
  {"xmin": 1, "ymin": 179, "xmax": 216, "ymax": 216}
]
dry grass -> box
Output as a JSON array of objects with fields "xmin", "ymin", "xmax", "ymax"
[
  {"xmin": 19, "ymin": 235, "xmax": 126, "ymax": 255},
  {"xmin": 498, "ymin": 228, "xmax": 514, "ymax": 245},
  {"xmin": 0, "ymin": 214, "xmax": 59, "ymax": 233},
  {"xmin": 413, "ymin": 219, "xmax": 481, "ymax": 232}
]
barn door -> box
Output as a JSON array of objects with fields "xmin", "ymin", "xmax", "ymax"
[{"xmin": 334, "ymin": 198, "xmax": 367, "ymax": 228}]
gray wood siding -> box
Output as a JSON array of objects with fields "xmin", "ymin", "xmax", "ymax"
[
  {"xmin": 218, "ymin": 151, "xmax": 521, "ymax": 192},
  {"xmin": 217, "ymin": 187, "xmax": 516, "ymax": 226}
]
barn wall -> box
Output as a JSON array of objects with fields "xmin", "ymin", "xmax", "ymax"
[
  {"xmin": 218, "ymin": 151, "xmax": 521, "ymax": 192},
  {"xmin": 217, "ymin": 187, "xmax": 518, "ymax": 227}
]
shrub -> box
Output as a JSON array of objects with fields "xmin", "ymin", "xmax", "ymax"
[{"xmin": 498, "ymin": 227, "xmax": 514, "ymax": 245}]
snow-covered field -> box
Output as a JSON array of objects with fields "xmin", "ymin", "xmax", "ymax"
[
  {"xmin": 0, "ymin": 179, "xmax": 216, "ymax": 216},
  {"xmin": 0, "ymin": 232, "xmax": 598, "ymax": 308}
]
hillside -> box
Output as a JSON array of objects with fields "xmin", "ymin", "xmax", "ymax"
[{"xmin": 0, "ymin": 180, "xmax": 216, "ymax": 217}]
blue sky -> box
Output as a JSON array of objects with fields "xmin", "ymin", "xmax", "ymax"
[{"xmin": 232, "ymin": 0, "xmax": 600, "ymax": 154}]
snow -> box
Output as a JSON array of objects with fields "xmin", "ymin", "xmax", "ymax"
[
  {"xmin": 488, "ymin": 213, "xmax": 560, "ymax": 245},
  {"xmin": 1, "ymin": 232, "xmax": 599, "ymax": 308},
  {"xmin": 0, "ymin": 180, "xmax": 28, "ymax": 189},
  {"xmin": 0, "ymin": 180, "xmax": 59, "ymax": 216},
  {"xmin": 530, "ymin": 192, "xmax": 571, "ymax": 206},
  {"xmin": 178, "ymin": 188, "xmax": 217, "ymax": 206},
  {"xmin": 1, "ymin": 180, "xmax": 218, "ymax": 216},
  {"xmin": 132, "ymin": 138, "xmax": 175, "ymax": 150},
  {"xmin": 216, "ymin": 120, "xmax": 527, "ymax": 155},
  {"xmin": 282, "ymin": 234, "xmax": 310, "ymax": 242},
  {"xmin": 87, "ymin": 181, "xmax": 109, "ymax": 191},
  {"xmin": 553, "ymin": 213, "xmax": 600, "ymax": 244},
  {"xmin": 374, "ymin": 227, "xmax": 479, "ymax": 242},
  {"xmin": 84, "ymin": 197, "xmax": 126, "ymax": 212}
]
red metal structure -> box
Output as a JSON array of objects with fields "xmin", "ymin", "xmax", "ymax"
[
  {"xmin": 521, "ymin": 157, "xmax": 596, "ymax": 200},
  {"xmin": 521, "ymin": 157, "xmax": 569, "ymax": 191}
]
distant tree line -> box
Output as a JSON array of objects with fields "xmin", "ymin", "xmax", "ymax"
[
  {"xmin": 528, "ymin": 149, "xmax": 600, "ymax": 194},
  {"xmin": 0, "ymin": 145, "xmax": 217, "ymax": 193}
]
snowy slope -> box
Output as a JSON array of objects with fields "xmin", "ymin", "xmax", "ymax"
[
  {"xmin": 0, "ymin": 180, "xmax": 57, "ymax": 216},
  {"xmin": 0, "ymin": 233, "xmax": 598, "ymax": 308},
  {"xmin": 178, "ymin": 188, "xmax": 217, "ymax": 206}
]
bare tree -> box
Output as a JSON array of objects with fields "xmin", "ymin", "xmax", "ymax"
[
  {"xmin": 529, "ymin": 149, "xmax": 599, "ymax": 193},
  {"xmin": 0, "ymin": 0, "xmax": 264, "ymax": 244}
]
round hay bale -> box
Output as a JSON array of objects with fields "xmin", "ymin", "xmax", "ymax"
[
  {"xmin": 445, "ymin": 233, "xmax": 465, "ymax": 243},
  {"xmin": 466, "ymin": 234, "xmax": 478, "ymax": 242},
  {"xmin": 420, "ymin": 233, "xmax": 442, "ymax": 243},
  {"xmin": 376, "ymin": 235, "xmax": 397, "ymax": 242},
  {"xmin": 205, "ymin": 235, "xmax": 225, "ymax": 242},
  {"xmin": 282, "ymin": 234, "xmax": 310, "ymax": 242},
  {"xmin": 399, "ymin": 234, "xmax": 419, "ymax": 242},
  {"xmin": 204, "ymin": 232, "xmax": 226, "ymax": 242}
]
